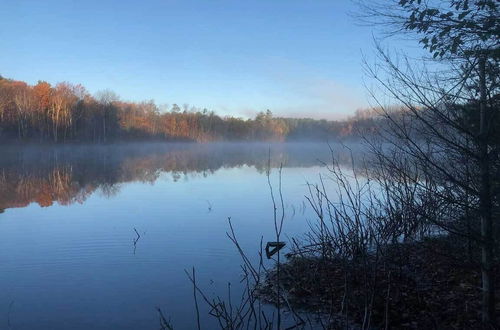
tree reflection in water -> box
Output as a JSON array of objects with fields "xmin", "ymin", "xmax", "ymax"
[{"xmin": 0, "ymin": 142, "xmax": 364, "ymax": 212}]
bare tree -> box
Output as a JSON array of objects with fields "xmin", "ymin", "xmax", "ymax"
[
  {"xmin": 95, "ymin": 89, "xmax": 120, "ymax": 143},
  {"xmin": 359, "ymin": 0, "xmax": 499, "ymax": 326}
]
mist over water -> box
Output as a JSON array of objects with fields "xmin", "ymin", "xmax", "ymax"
[{"xmin": 0, "ymin": 142, "xmax": 367, "ymax": 329}]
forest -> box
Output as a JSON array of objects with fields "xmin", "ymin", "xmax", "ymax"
[{"xmin": 0, "ymin": 76, "xmax": 379, "ymax": 143}]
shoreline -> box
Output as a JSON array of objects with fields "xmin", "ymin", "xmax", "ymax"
[{"xmin": 257, "ymin": 235, "xmax": 500, "ymax": 328}]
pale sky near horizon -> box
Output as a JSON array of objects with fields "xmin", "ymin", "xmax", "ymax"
[{"xmin": 0, "ymin": 0, "xmax": 422, "ymax": 119}]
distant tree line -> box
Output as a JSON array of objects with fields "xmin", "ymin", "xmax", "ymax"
[{"xmin": 0, "ymin": 76, "xmax": 380, "ymax": 143}]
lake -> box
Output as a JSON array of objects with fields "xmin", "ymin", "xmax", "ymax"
[{"xmin": 0, "ymin": 142, "xmax": 362, "ymax": 329}]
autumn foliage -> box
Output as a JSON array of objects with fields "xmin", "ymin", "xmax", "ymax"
[{"xmin": 0, "ymin": 76, "xmax": 378, "ymax": 143}]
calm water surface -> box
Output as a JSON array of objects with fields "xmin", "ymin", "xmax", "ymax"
[{"xmin": 0, "ymin": 142, "xmax": 360, "ymax": 329}]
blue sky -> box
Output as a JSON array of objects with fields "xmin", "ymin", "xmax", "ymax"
[{"xmin": 0, "ymin": 0, "xmax": 419, "ymax": 119}]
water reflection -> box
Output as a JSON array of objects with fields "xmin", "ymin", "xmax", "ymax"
[
  {"xmin": 0, "ymin": 143, "xmax": 361, "ymax": 212},
  {"xmin": 0, "ymin": 142, "xmax": 370, "ymax": 330}
]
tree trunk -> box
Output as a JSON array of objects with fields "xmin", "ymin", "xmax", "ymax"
[
  {"xmin": 478, "ymin": 55, "xmax": 495, "ymax": 328},
  {"xmin": 103, "ymin": 109, "xmax": 107, "ymax": 143}
]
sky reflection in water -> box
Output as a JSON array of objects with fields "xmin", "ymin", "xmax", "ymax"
[{"xmin": 0, "ymin": 142, "xmax": 363, "ymax": 329}]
